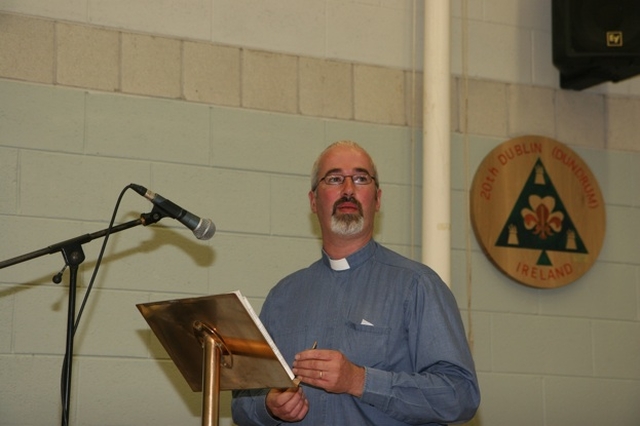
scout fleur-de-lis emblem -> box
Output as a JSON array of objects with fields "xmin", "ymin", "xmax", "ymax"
[{"xmin": 522, "ymin": 195, "xmax": 564, "ymax": 240}]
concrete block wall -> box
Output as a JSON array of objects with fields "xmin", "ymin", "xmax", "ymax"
[{"xmin": 0, "ymin": 1, "xmax": 639, "ymax": 425}]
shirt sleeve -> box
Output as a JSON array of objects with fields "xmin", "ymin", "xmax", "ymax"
[
  {"xmin": 358, "ymin": 275, "xmax": 480, "ymax": 424},
  {"xmin": 231, "ymin": 389, "xmax": 282, "ymax": 426}
]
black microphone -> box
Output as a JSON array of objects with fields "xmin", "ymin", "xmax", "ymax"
[{"xmin": 130, "ymin": 184, "xmax": 216, "ymax": 240}]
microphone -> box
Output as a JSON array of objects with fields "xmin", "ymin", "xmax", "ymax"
[{"xmin": 130, "ymin": 184, "xmax": 216, "ymax": 240}]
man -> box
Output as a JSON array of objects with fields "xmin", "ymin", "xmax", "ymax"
[{"xmin": 232, "ymin": 140, "xmax": 480, "ymax": 425}]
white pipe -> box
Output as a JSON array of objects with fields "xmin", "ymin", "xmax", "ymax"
[{"xmin": 422, "ymin": 0, "xmax": 451, "ymax": 285}]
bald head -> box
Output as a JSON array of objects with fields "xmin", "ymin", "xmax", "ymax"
[{"xmin": 310, "ymin": 141, "xmax": 379, "ymax": 192}]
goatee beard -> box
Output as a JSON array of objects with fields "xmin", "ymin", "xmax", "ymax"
[
  {"xmin": 331, "ymin": 196, "xmax": 364, "ymax": 236},
  {"xmin": 331, "ymin": 214, "xmax": 364, "ymax": 236}
]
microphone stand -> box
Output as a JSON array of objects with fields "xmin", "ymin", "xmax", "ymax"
[{"xmin": 0, "ymin": 210, "xmax": 164, "ymax": 426}]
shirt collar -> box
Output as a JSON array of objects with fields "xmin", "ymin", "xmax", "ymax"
[{"xmin": 322, "ymin": 240, "xmax": 377, "ymax": 271}]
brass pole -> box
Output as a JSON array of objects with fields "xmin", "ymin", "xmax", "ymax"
[{"xmin": 202, "ymin": 333, "xmax": 220, "ymax": 426}]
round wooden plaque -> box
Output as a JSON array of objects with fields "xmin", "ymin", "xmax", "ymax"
[{"xmin": 470, "ymin": 136, "xmax": 606, "ymax": 289}]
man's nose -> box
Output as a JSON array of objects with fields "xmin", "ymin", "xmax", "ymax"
[{"xmin": 341, "ymin": 176, "xmax": 356, "ymax": 195}]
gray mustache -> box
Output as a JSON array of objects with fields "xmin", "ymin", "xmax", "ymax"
[{"xmin": 332, "ymin": 196, "xmax": 363, "ymax": 215}]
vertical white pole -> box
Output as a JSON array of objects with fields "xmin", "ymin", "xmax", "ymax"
[{"xmin": 422, "ymin": 0, "xmax": 451, "ymax": 285}]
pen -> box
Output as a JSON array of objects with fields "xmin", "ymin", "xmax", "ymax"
[{"xmin": 292, "ymin": 341, "xmax": 317, "ymax": 386}]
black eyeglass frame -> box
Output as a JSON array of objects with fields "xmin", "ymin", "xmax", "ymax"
[{"xmin": 312, "ymin": 172, "xmax": 378, "ymax": 191}]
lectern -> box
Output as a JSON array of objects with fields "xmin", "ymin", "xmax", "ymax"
[{"xmin": 137, "ymin": 291, "xmax": 296, "ymax": 426}]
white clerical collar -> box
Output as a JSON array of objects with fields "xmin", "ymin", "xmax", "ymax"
[{"xmin": 329, "ymin": 257, "xmax": 350, "ymax": 271}]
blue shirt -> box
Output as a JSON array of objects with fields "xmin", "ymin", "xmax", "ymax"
[{"xmin": 232, "ymin": 240, "xmax": 480, "ymax": 425}]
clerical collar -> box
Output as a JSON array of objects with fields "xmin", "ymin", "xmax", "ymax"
[
  {"xmin": 328, "ymin": 257, "xmax": 350, "ymax": 271},
  {"xmin": 322, "ymin": 240, "xmax": 377, "ymax": 271}
]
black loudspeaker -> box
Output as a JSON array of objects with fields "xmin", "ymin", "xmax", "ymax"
[{"xmin": 552, "ymin": 0, "xmax": 640, "ymax": 90}]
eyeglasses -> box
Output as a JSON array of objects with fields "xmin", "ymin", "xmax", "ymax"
[{"xmin": 314, "ymin": 172, "xmax": 377, "ymax": 190}]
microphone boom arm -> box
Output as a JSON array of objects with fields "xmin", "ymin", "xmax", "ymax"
[{"xmin": 0, "ymin": 210, "xmax": 163, "ymax": 270}]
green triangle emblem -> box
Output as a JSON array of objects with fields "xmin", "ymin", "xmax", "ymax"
[{"xmin": 495, "ymin": 158, "xmax": 588, "ymax": 265}]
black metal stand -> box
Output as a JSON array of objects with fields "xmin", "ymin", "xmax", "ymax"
[
  {"xmin": 60, "ymin": 243, "xmax": 83, "ymax": 426},
  {"xmin": 0, "ymin": 210, "xmax": 163, "ymax": 426}
]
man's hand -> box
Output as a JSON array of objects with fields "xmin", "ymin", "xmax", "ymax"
[
  {"xmin": 292, "ymin": 349, "xmax": 365, "ymax": 397},
  {"xmin": 265, "ymin": 387, "xmax": 309, "ymax": 422}
]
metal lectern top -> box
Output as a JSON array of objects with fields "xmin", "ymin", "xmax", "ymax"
[{"xmin": 137, "ymin": 291, "xmax": 296, "ymax": 391}]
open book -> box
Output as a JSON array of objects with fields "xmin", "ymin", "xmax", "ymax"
[{"xmin": 137, "ymin": 290, "xmax": 296, "ymax": 391}]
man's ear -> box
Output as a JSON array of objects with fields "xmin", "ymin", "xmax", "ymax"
[{"xmin": 308, "ymin": 190, "xmax": 318, "ymax": 213}]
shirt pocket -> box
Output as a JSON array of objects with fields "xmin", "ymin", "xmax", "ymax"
[{"xmin": 341, "ymin": 320, "xmax": 391, "ymax": 369}]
